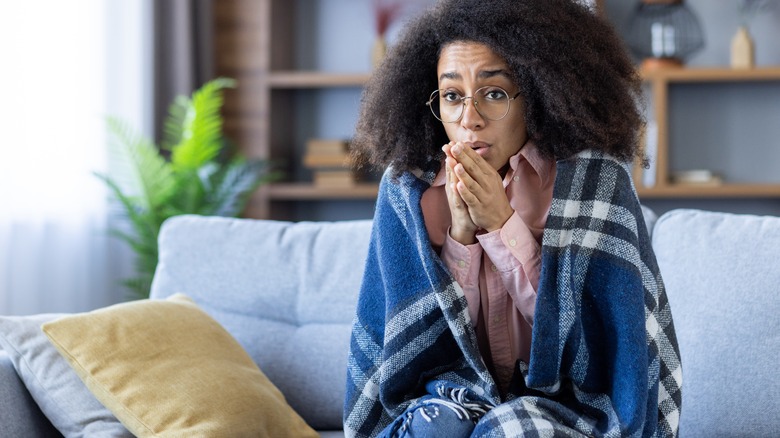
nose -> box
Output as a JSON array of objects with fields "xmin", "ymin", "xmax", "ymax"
[{"xmin": 459, "ymin": 98, "xmax": 484, "ymax": 130}]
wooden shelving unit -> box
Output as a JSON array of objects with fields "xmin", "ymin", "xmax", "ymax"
[
  {"xmin": 636, "ymin": 66, "xmax": 780, "ymax": 198},
  {"xmin": 268, "ymin": 72, "xmax": 370, "ymax": 88},
  {"xmin": 214, "ymin": 0, "xmax": 376, "ymax": 220},
  {"xmin": 641, "ymin": 66, "xmax": 780, "ymax": 83},
  {"xmin": 266, "ymin": 182, "xmax": 379, "ymax": 200},
  {"xmin": 637, "ymin": 183, "xmax": 780, "ymax": 199},
  {"xmin": 214, "ymin": 1, "xmax": 780, "ymax": 219},
  {"xmin": 264, "ymin": 70, "xmax": 374, "ymax": 214}
]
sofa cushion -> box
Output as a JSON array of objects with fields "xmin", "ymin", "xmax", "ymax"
[
  {"xmin": 0, "ymin": 314, "xmax": 131, "ymax": 437},
  {"xmin": 150, "ymin": 216, "xmax": 373, "ymax": 429},
  {"xmin": 42, "ymin": 293, "xmax": 318, "ymax": 438},
  {"xmin": 652, "ymin": 209, "xmax": 780, "ymax": 438},
  {"xmin": 640, "ymin": 204, "xmax": 657, "ymax": 237},
  {"xmin": 0, "ymin": 351, "xmax": 62, "ymax": 437}
]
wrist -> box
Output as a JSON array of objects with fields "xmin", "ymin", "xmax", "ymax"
[
  {"xmin": 449, "ymin": 226, "xmax": 477, "ymax": 245},
  {"xmin": 484, "ymin": 207, "xmax": 514, "ymax": 233}
]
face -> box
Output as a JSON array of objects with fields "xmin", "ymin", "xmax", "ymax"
[{"xmin": 436, "ymin": 41, "xmax": 528, "ymax": 171}]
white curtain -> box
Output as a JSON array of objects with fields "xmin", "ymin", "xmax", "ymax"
[{"xmin": 0, "ymin": 1, "xmax": 152, "ymax": 315}]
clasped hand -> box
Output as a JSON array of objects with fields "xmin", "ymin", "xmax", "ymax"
[{"xmin": 442, "ymin": 142, "xmax": 514, "ymax": 245}]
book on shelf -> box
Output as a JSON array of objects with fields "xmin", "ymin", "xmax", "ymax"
[
  {"xmin": 304, "ymin": 138, "xmax": 353, "ymax": 168},
  {"xmin": 312, "ymin": 169, "xmax": 356, "ymax": 187},
  {"xmin": 303, "ymin": 153, "xmax": 351, "ymax": 168},
  {"xmin": 671, "ymin": 170, "xmax": 723, "ymax": 186},
  {"xmin": 305, "ymin": 138, "xmax": 349, "ymax": 156},
  {"xmin": 304, "ymin": 138, "xmax": 361, "ymax": 187}
]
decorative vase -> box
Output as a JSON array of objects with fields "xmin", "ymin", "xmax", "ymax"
[
  {"xmin": 625, "ymin": 0, "xmax": 705, "ymax": 71},
  {"xmin": 372, "ymin": 35, "xmax": 387, "ymax": 69},
  {"xmin": 731, "ymin": 26, "xmax": 755, "ymax": 69}
]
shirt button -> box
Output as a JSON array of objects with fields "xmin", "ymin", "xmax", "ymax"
[
  {"xmin": 493, "ymin": 316, "xmax": 501, "ymax": 323},
  {"xmin": 458, "ymin": 260, "xmax": 466, "ymax": 268},
  {"xmin": 509, "ymin": 239, "xmax": 517, "ymax": 247},
  {"xmin": 491, "ymin": 264, "xmax": 498, "ymax": 272},
  {"xmin": 513, "ymin": 176, "xmax": 520, "ymax": 182}
]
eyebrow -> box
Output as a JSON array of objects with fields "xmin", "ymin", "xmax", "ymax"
[{"xmin": 439, "ymin": 69, "xmax": 510, "ymax": 81}]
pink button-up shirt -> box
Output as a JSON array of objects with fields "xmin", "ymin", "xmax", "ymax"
[{"xmin": 420, "ymin": 141, "xmax": 556, "ymax": 391}]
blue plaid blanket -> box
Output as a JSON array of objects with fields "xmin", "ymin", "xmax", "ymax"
[{"xmin": 344, "ymin": 151, "xmax": 682, "ymax": 437}]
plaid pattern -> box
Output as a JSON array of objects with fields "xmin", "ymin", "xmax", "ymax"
[{"xmin": 344, "ymin": 151, "xmax": 682, "ymax": 437}]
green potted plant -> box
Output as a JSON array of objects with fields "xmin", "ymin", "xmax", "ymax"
[{"xmin": 96, "ymin": 77, "xmax": 276, "ymax": 299}]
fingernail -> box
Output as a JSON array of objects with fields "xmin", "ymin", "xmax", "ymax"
[{"xmin": 452, "ymin": 144, "xmax": 462, "ymax": 155}]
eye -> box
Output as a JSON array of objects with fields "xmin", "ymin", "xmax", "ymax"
[
  {"xmin": 441, "ymin": 90, "xmax": 463, "ymax": 103},
  {"xmin": 482, "ymin": 88, "xmax": 509, "ymax": 101}
]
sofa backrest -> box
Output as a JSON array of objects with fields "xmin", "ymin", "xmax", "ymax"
[
  {"xmin": 151, "ymin": 208, "xmax": 780, "ymax": 435},
  {"xmin": 150, "ymin": 215, "xmax": 373, "ymax": 430},
  {"xmin": 652, "ymin": 209, "xmax": 780, "ymax": 437}
]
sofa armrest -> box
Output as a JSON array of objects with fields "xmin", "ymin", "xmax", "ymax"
[
  {"xmin": 0, "ymin": 351, "xmax": 61, "ymax": 437},
  {"xmin": 653, "ymin": 209, "xmax": 780, "ymax": 437}
]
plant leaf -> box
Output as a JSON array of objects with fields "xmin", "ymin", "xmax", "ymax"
[
  {"xmin": 106, "ymin": 117, "xmax": 177, "ymax": 216},
  {"xmin": 170, "ymin": 77, "xmax": 236, "ymax": 172},
  {"xmin": 161, "ymin": 95, "xmax": 192, "ymax": 151},
  {"xmin": 96, "ymin": 76, "xmax": 279, "ymax": 299},
  {"xmin": 202, "ymin": 159, "xmax": 261, "ymax": 216},
  {"xmin": 95, "ymin": 173, "xmax": 161, "ymax": 251}
]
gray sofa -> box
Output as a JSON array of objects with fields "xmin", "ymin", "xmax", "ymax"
[{"xmin": 1, "ymin": 208, "xmax": 778, "ymax": 437}]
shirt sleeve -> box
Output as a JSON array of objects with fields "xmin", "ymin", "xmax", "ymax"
[
  {"xmin": 476, "ymin": 212, "xmax": 541, "ymax": 325},
  {"xmin": 441, "ymin": 230, "xmax": 483, "ymax": 327}
]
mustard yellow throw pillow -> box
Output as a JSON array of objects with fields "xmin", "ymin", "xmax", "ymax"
[{"xmin": 42, "ymin": 293, "xmax": 318, "ymax": 438}]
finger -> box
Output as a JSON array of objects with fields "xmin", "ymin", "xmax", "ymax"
[
  {"xmin": 464, "ymin": 144, "xmax": 497, "ymax": 175},
  {"xmin": 442, "ymin": 142, "xmax": 456, "ymax": 160},
  {"xmin": 445, "ymin": 159, "xmax": 463, "ymax": 208},
  {"xmin": 454, "ymin": 160, "xmax": 484, "ymax": 195},
  {"xmin": 451, "ymin": 143, "xmax": 489, "ymax": 182},
  {"xmin": 451, "ymin": 182, "xmax": 463, "ymax": 208},
  {"xmin": 458, "ymin": 142, "xmax": 497, "ymax": 173},
  {"xmin": 446, "ymin": 157, "xmax": 457, "ymax": 185},
  {"xmin": 449, "ymin": 182, "xmax": 469, "ymax": 210},
  {"xmin": 453, "ymin": 163, "xmax": 484, "ymax": 206},
  {"xmin": 455, "ymin": 178, "xmax": 479, "ymax": 208}
]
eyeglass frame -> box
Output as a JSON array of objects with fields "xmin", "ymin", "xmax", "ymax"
[{"xmin": 425, "ymin": 86, "xmax": 522, "ymax": 123}]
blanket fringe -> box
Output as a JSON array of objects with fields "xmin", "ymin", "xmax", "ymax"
[{"xmin": 432, "ymin": 384, "xmax": 492, "ymax": 420}]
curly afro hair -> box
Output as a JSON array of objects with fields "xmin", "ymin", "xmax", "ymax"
[{"xmin": 352, "ymin": 0, "xmax": 643, "ymax": 176}]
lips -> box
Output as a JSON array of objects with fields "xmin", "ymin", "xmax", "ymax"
[{"xmin": 469, "ymin": 141, "xmax": 490, "ymax": 156}]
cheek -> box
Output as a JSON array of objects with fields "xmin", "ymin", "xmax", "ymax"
[
  {"xmin": 443, "ymin": 124, "xmax": 458, "ymax": 142},
  {"xmin": 511, "ymin": 124, "xmax": 528, "ymax": 148},
  {"xmin": 507, "ymin": 114, "xmax": 528, "ymax": 147}
]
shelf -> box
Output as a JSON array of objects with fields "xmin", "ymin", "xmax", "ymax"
[
  {"xmin": 268, "ymin": 72, "xmax": 371, "ymax": 88},
  {"xmin": 217, "ymin": 0, "xmax": 780, "ymax": 219},
  {"xmin": 641, "ymin": 66, "xmax": 780, "ymax": 83},
  {"xmin": 637, "ymin": 183, "xmax": 780, "ymax": 198},
  {"xmin": 266, "ymin": 182, "xmax": 379, "ymax": 200},
  {"xmin": 635, "ymin": 65, "xmax": 780, "ymax": 200}
]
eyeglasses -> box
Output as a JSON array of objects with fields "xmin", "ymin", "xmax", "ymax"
[{"xmin": 426, "ymin": 86, "xmax": 522, "ymax": 123}]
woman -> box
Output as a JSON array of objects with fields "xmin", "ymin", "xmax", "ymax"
[{"xmin": 344, "ymin": 0, "xmax": 682, "ymax": 436}]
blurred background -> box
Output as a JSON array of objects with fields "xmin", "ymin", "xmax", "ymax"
[{"xmin": 1, "ymin": 0, "xmax": 778, "ymax": 315}]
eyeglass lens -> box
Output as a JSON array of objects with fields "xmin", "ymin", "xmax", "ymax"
[{"xmin": 429, "ymin": 87, "xmax": 512, "ymax": 123}]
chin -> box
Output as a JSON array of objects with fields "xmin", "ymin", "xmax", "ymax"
[{"xmin": 486, "ymin": 157, "xmax": 503, "ymax": 171}]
